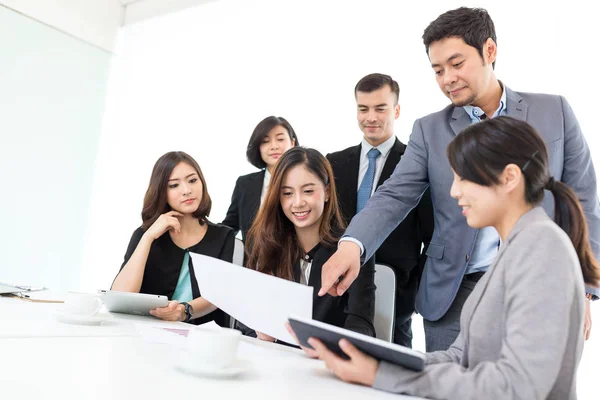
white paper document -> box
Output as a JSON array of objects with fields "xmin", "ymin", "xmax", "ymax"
[
  {"xmin": 135, "ymin": 320, "xmax": 222, "ymax": 347},
  {"xmin": 190, "ymin": 253, "xmax": 313, "ymax": 343},
  {"xmin": 136, "ymin": 324, "xmax": 190, "ymax": 347}
]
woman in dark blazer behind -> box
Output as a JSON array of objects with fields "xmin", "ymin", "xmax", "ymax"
[
  {"xmin": 222, "ymin": 116, "xmax": 299, "ymax": 242},
  {"xmin": 242, "ymin": 147, "xmax": 376, "ymax": 348}
]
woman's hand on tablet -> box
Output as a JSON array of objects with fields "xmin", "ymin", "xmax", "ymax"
[
  {"xmin": 307, "ymin": 337, "xmax": 379, "ymax": 386},
  {"xmin": 150, "ymin": 300, "xmax": 185, "ymax": 321},
  {"xmin": 285, "ymin": 322, "xmax": 319, "ymax": 358},
  {"xmin": 144, "ymin": 211, "xmax": 184, "ymax": 240}
]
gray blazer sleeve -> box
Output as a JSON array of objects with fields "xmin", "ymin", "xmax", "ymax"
[
  {"xmin": 344, "ymin": 119, "xmax": 430, "ymax": 261},
  {"xmin": 424, "ymin": 335, "xmax": 463, "ymax": 365},
  {"xmin": 372, "ymin": 224, "xmax": 580, "ymax": 400},
  {"xmin": 560, "ymin": 96, "xmax": 600, "ymax": 297}
]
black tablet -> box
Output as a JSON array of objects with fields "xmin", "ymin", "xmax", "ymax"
[{"xmin": 288, "ymin": 315, "xmax": 425, "ymax": 371}]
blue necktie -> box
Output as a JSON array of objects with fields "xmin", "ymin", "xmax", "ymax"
[{"xmin": 357, "ymin": 148, "xmax": 381, "ymax": 213}]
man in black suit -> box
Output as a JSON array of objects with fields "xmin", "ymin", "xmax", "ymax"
[{"xmin": 326, "ymin": 73, "xmax": 433, "ymax": 347}]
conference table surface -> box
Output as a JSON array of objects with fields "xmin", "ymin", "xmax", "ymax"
[{"xmin": 0, "ymin": 295, "xmax": 428, "ymax": 400}]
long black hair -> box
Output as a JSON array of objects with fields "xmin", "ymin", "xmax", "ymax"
[
  {"xmin": 142, "ymin": 151, "xmax": 211, "ymax": 228},
  {"xmin": 246, "ymin": 147, "xmax": 345, "ymax": 281},
  {"xmin": 447, "ymin": 116, "xmax": 599, "ymax": 286},
  {"xmin": 246, "ymin": 116, "xmax": 299, "ymax": 169}
]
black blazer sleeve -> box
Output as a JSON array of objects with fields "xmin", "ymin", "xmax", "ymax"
[
  {"xmin": 235, "ymin": 320, "xmax": 258, "ymax": 338},
  {"xmin": 344, "ymin": 256, "xmax": 376, "ymax": 337},
  {"xmin": 120, "ymin": 228, "xmax": 144, "ymax": 269},
  {"xmin": 222, "ymin": 177, "xmax": 242, "ymax": 235},
  {"xmin": 219, "ymin": 228, "xmax": 235, "ymax": 263},
  {"xmin": 111, "ymin": 227, "xmax": 145, "ymax": 288}
]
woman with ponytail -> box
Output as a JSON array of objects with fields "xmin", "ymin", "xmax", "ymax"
[{"xmin": 305, "ymin": 116, "xmax": 599, "ymax": 400}]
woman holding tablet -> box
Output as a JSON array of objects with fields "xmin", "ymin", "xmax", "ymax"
[
  {"xmin": 304, "ymin": 117, "xmax": 600, "ymax": 399},
  {"xmin": 112, "ymin": 151, "xmax": 235, "ymax": 326},
  {"xmin": 243, "ymin": 147, "xmax": 375, "ymax": 344},
  {"xmin": 222, "ymin": 116, "xmax": 299, "ymax": 245}
]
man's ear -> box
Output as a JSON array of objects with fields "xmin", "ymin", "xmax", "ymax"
[{"xmin": 484, "ymin": 37, "xmax": 497, "ymax": 66}]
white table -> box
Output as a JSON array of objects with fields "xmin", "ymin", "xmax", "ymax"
[{"xmin": 0, "ymin": 297, "xmax": 426, "ymax": 400}]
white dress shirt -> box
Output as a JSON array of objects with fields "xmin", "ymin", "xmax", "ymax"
[
  {"xmin": 357, "ymin": 135, "xmax": 396, "ymax": 195},
  {"xmin": 260, "ymin": 169, "xmax": 271, "ymax": 204},
  {"xmin": 340, "ymin": 135, "xmax": 396, "ymax": 255},
  {"xmin": 299, "ymin": 255, "xmax": 312, "ymax": 286}
]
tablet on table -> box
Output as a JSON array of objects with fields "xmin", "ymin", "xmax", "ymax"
[{"xmin": 99, "ymin": 290, "xmax": 169, "ymax": 316}]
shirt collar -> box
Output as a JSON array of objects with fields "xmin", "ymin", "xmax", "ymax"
[
  {"xmin": 360, "ymin": 134, "xmax": 396, "ymax": 158},
  {"xmin": 302, "ymin": 242, "xmax": 321, "ymax": 263},
  {"xmin": 263, "ymin": 169, "xmax": 271, "ymax": 186},
  {"xmin": 463, "ymin": 84, "xmax": 507, "ymax": 122}
]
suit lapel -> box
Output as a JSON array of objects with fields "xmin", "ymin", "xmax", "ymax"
[
  {"xmin": 308, "ymin": 246, "xmax": 330, "ymax": 290},
  {"xmin": 449, "ymin": 106, "xmax": 472, "ymax": 136},
  {"xmin": 461, "ymin": 209, "xmax": 547, "ymax": 357},
  {"xmin": 245, "ymin": 170, "xmax": 265, "ymax": 225},
  {"xmin": 345, "ymin": 145, "xmax": 361, "ymax": 215},
  {"xmin": 449, "ymin": 85, "xmax": 529, "ymax": 136},
  {"xmin": 376, "ymin": 138, "xmax": 405, "ymax": 188},
  {"xmin": 505, "ymin": 86, "xmax": 528, "ymax": 121},
  {"xmin": 460, "ymin": 211, "xmax": 536, "ymax": 357}
]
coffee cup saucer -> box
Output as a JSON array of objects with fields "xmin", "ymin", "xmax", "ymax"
[
  {"xmin": 52, "ymin": 309, "xmax": 114, "ymax": 325},
  {"xmin": 176, "ymin": 352, "xmax": 252, "ymax": 378}
]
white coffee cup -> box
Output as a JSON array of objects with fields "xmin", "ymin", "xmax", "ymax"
[
  {"xmin": 181, "ymin": 326, "xmax": 242, "ymax": 369},
  {"xmin": 63, "ymin": 292, "xmax": 102, "ymax": 316}
]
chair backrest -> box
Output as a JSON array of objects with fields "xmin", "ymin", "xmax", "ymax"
[
  {"xmin": 233, "ymin": 238, "xmax": 244, "ymax": 266},
  {"xmin": 374, "ymin": 263, "xmax": 396, "ymax": 343}
]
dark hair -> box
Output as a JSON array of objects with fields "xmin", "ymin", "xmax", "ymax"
[
  {"xmin": 423, "ymin": 7, "xmax": 497, "ymax": 69},
  {"xmin": 246, "ymin": 116, "xmax": 299, "ymax": 169},
  {"xmin": 141, "ymin": 151, "xmax": 212, "ymax": 229},
  {"xmin": 246, "ymin": 147, "xmax": 346, "ymax": 281},
  {"xmin": 447, "ymin": 116, "xmax": 600, "ymax": 286},
  {"xmin": 354, "ymin": 73, "xmax": 400, "ymax": 104}
]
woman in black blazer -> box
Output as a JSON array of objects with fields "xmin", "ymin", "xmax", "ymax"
[
  {"xmin": 241, "ymin": 147, "xmax": 376, "ymax": 347},
  {"xmin": 112, "ymin": 151, "xmax": 235, "ymax": 326},
  {"xmin": 222, "ymin": 116, "xmax": 299, "ymax": 242}
]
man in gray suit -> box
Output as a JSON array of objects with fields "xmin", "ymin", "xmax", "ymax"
[{"xmin": 319, "ymin": 7, "xmax": 600, "ymax": 351}]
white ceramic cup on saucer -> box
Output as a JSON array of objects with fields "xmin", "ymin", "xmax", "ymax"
[
  {"xmin": 179, "ymin": 326, "xmax": 242, "ymax": 372},
  {"xmin": 63, "ymin": 292, "xmax": 103, "ymax": 316}
]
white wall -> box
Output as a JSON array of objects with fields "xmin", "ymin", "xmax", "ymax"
[
  {"xmin": 83, "ymin": 0, "xmax": 600, "ymax": 291},
  {"xmin": 0, "ymin": 5, "xmax": 113, "ymax": 291},
  {"xmin": 123, "ymin": 0, "xmax": 218, "ymax": 25},
  {"xmin": 0, "ymin": 0, "xmax": 123, "ymax": 52}
]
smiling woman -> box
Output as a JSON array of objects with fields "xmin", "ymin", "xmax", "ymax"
[
  {"xmin": 238, "ymin": 147, "xmax": 376, "ymax": 348},
  {"xmin": 111, "ymin": 151, "xmax": 235, "ymax": 326}
]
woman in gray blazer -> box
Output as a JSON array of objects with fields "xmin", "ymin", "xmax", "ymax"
[{"xmin": 305, "ymin": 116, "xmax": 600, "ymax": 400}]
